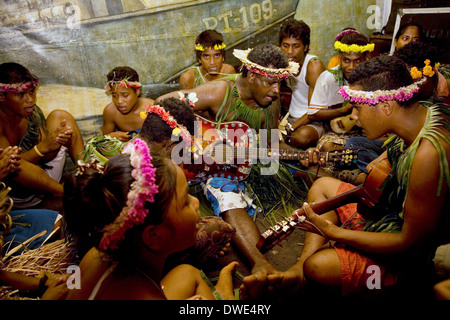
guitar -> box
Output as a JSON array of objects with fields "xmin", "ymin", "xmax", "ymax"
[
  {"xmin": 181, "ymin": 115, "xmax": 358, "ymax": 184},
  {"xmin": 330, "ymin": 114, "xmax": 357, "ymax": 134},
  {"xmin": 256, "ymin": 156, "xmax": 392, "ymax": 253}
]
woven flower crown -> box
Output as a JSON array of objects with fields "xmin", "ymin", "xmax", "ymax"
[
  {"xmin": 195, "ymin": 42, "xmax": 226, "ymax": 51},
  {"xmin": 338, "ymin": 77, "xmax": 427, "ymax": 105},
  {"xmin": 140, "ymin": 104, "xmax": 193, "ymax": 147},
  {"xmin": 0, "ymin": 79, "xmax": 39, "ymax": 93},
  {"xmin": 233, "ymin": 48, "xmax": 299, "ymax": 79},
  {"xmin": 410, "ymin": 59, "xmax": 439, "ymax": 80},
  {"xmin": 99, "ymin": 138, "xmax": 158, "ymax": 251},
  {"xmin": 105, "ymin": 76, "xmax": 142, "ymax": 92}
]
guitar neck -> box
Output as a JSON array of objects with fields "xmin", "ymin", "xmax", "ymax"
[
  {"xmin": 224, "ymin": 147, "xmax": 331, "ymax": 161},
  {"xmin": 257, "ymin": 185, "xmax": 364, "ymax": 253}
]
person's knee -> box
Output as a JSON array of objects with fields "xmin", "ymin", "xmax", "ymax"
[
  {"xmin": 307, "ymin": 176, "xmax": 338, "ymax": 201},
  {"xmin": 303, "ymin": 250, "xmax": 341, "ymax": 286}
]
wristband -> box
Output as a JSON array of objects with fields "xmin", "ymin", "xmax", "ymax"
[{"xmin": 34, "ymin": 145, "xmax": 45, "ymax": 157}]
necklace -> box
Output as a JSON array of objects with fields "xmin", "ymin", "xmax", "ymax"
[{"xmin": 136, "ymin": 268, "xmax": 166, "ymax": 298}]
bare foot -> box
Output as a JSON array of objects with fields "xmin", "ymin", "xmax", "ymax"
[
  {"xmin": 239, "ymin": 262, "xmax": 279, "ymax": 300},
  {"xmin": 215, "ymin": 261, "xmax": 239, "ymax": 300}
]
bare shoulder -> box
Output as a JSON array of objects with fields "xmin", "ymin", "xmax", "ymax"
[
  {"xmin": 179, "ymin": 69, "xmax": 195, "ymax": 89},
  {"xmin": 222, "ymin": 63, "xmax": 237, "ymax": 74}
]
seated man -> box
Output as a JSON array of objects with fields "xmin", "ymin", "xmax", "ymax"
[
  {"xmin": 262, "ymin": 55, "xmax": 449, "ymax": 299},
  {"xmin": 157, "ymin": 44, "xmax": 300, "ymax": 299},
  {"xmin": 0, "ymin": 62, "xmax": 84, "ymax": 208},
  {"xmin": 179, "ymin": 30, "xmax": 236, "ymax": 90},
  {"xmin": 102, "ymin": 66, "xmax": 154, "ymax": 142},
  {"xmin": 308, "ymin": 31, "xmax": 374, "ymax": 152},
  {"xmin": 279, "ymin": 19, "xmax": 326, "ymax": 149}
]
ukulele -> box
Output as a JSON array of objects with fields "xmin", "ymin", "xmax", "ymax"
[
  {"xmin": 256, "ymin": 156, "xmax": 392, "ymax": 253},
  {"xmin": 181, "ymin": 115, "xmax": 358, "ymax": 184}
]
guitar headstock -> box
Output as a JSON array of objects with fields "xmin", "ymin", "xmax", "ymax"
[
  {"xmin": 327, "ymin": 148, "xmax": 359, "ymax": 167},
  {"xmin": 257, "ymin": 209, "xmax": 306, "ymax": 253}
]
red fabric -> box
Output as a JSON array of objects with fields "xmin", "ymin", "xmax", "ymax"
[{"xmin": 333, "ymin": 182, "xmax": 398, "ymax": 295}]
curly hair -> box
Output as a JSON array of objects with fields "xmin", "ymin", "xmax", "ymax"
[
  {"xmin": 394, "ymin": 42, "xmax": 438, "ymax": 68},
  {"xmin": 278, "ymin": 19, "xmax": 310, "ymax": 52},
  {"xmin": 339, "ymin": 32, "xmax": 369, "ymax": 46},
  {"xmin": 195, "ymin": 29, "xmax": 227, "ymax": 60},
  {"xmin": 347, "ymin": 55, "xmax": 416, "ymax": 106},
  {"xmin": 241, "ymin": 44, "xmax": 289, "ymax": 77},
  {"xmin": 139, "ymin": 97, "xmax": 196, "ymax": 144}
]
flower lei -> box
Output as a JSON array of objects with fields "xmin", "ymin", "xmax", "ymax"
[
  {"xmin": 334, "ymin": 41, "xmax": 375, "ymax": 53},
  {"xmin": 233, "ymin": 48, "xmax": 299, "ymax": 79},
  {"xmin": 0, "ymin": 79, "xmax": 39, "ymax": 93},
  {"xmin": 99, "ymin": 138, "xmax": 158, "ymax": 251},
  {"xmin": 410, "ymin": 59, "xmax": 439, "ymax": 80},
  {"xmin": 195, "ymin": 42, "xmax": 226, "ymax": 51},
  {"xmin": 140, "ymin": 104, "xmax": 193, "ymax": 147},
  {"xmin": 338, "ymin": 77, "xmax": 426, "ymax": 105},
  {"xmin": 335, "ymin": 29, "xmax": 359, "ymax": 40},
  {"xmin": 105, "ymin": 77, "xmax": 142, "ymax": 92}
]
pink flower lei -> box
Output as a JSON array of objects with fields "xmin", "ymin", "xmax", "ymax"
[
  {"xmin": 99, "ymin": 138, "xmax": 158, "ymax": 251},
  {"xmin": 0, "ymin": 79, "xmax": 39, "ymax": 93},
  {"xmin": 335, "ymin": 29, "xmax": 359, "ymax": 41},
  {"xmin": 338, "ymin": 77, "xmax": 426, "ymax": 105},
  {"xmin": 140, "ymin": 104, "xmax": 193, "ymax": 147}
]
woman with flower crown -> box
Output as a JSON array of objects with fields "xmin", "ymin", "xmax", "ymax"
[
  {"xmin": 63, "ymin": 139, "xmax": 238, "ymax": 300},
  {"xmin": 0, "ymin": 62, "xmax": 84, "ymax": 209},
  {"xmin": 262, "ymin": 55, "xmax": 450, "ymax": 299}
]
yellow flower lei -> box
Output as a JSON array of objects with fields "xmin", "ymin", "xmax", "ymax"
[
  {"xmin": 194, "ymin": 42, "xmax": 226, "ymax": 51},
  {"xmin": 334, "ymin": 41, "xmax": 375, "ymax": 53}
]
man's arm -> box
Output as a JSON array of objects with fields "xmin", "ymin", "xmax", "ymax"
[
  {"xmin": 305, "ymin": 59, "xmax": 326, "ymax": 106},
  {"xmin": 101, "ymin": 104, "xmax": 117, "ymax": 135},
  {"xmin": 156, "ymin": 81, "xmax": 228, "ymax": 115}
]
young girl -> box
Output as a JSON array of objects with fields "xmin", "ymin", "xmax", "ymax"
[
  {"xmin": 63, "ymin": 139, "xmax": 238, "ymax": 300},
  {"xmin": 102, "ymin": 66, "xmax": 154, "ymax": 142}
]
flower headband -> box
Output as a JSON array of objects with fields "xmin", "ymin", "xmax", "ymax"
[
  {"xmin": 334, "ymin": 41, "xmax": 375, "ymax": 53},
  {"xmin": 178, "ymin": 91, "xmax": 198, "ymax": 108},
  {"xmin": 410, "ymin": 59, "xmax": 440, "ymax": 80},
  {"xmin": 335, "ymin": 29, "xmax": 359, "ymax": 41},
  {"xmin": 195, "ymin": 42, "xmax": 226, "ymax": 51},
  {"xmin": 233, "ymin": 48, "xmax": 299, "ymax": 79},
  {"xmin": 105, "ymin": 77, "xmax": 142, "ymax": 92},
  {"xmin": 0, "ymin": 79, "xmax": 39, "ymax": 93},
  {"xmin": 99, "ymin": 138, "xmax": 158, "ymax": 251},
  {"xmin": 140, "ymin": 104, "xmax": 193, "ymax": 147},
  {"xmin": 338, "ymin": 77, "xmax": 426, "ymax": 105}
]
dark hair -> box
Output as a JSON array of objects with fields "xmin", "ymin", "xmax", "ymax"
[
  {"xmin": 63, "ymin": 148, "xmax": 177, "ymax": 260},
  {"xmin": 348, "ymin": 55, "xmax": 415, "ymax": 106},
  {"xmin": 195, "ymin": 30, "xmax": 227, "ymax": 60},
  {"xmin": 241, "ymin": 44, "xmax": 289, "ymax": 77},
  {"xmin": 107, "ymin": 66, "xmax": 139, "ymax": 82},
  {"xmin": 279, "ymin": 19, "xmax": 310, "ymax": 52},
  {"xmin": 338, "ymin": 32, "xmax": 370, "ymax": 57},
  {"xmin": 140, "ymin": 97, "xmax": 196, "ymax": 145},
  {"xmin": 0, "ymin": 62, "xmax": 38, "ymax": 86},
  {"xmin": 335, "ymin": 28, "xmax": 357, "ymax": 41},
  {"xmin": 394, "ymin": 41, "xmax": 438, "ymax": 68},
  {"xmin": 395, "ymin": 23, "xmax": 424, "ymax": 41}
]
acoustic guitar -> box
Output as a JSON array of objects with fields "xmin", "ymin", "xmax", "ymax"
[
  {"xmin": 256, "ymin": 156, "xmax": 392, "ymax": 253},
  {"xmin": 181, "ymin": 115, "xmax": 358, "ymax": 184}
]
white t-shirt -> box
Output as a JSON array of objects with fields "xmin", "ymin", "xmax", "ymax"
[
  {"xmin": 286, "ymin": 53, "xmax": 318, "ymax": 118},
  {"xmin": 308, "ymin": 66, "xmax": 346, "ymax": 115}
]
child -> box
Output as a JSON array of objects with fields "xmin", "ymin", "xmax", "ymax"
[
  {"xmin": 0, "ymin": 62, "xmax": 84, "ymax": 208},
  {"xmin": 179, "ymin": 30, "xmax": 236, "ymax": 90},
  {"xmin": 63, "ymin": 139, "xmax": 238, "ymax": 300},
  {"xmin": 102, "ymin": 66, "xmax": 154, "ymax": 142}
]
